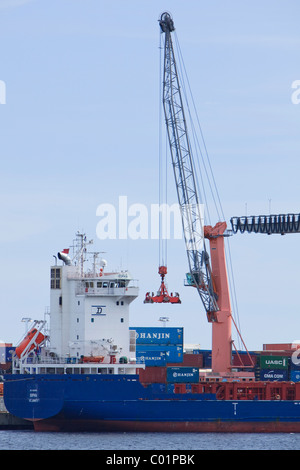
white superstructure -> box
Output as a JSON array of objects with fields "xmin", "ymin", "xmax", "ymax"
[{"xmin": 13, "ymin": 232, "xmax": 142, "ymax": 375}]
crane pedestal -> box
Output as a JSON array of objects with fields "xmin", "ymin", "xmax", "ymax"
[{"xmin": 205, "ymin": 222, "xmax": 232, "ymax": 374}]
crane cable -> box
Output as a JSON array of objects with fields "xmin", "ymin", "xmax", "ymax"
[
  {"xmin": 158, "ymin": 32, "xmax": 169, "ymax": 269},
  {"xmin": 174, "ymin": 32, "xmax": 224, "ymax": 224}
]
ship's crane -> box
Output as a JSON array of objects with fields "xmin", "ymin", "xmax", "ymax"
[
  {"xmin": 156, "ymin": 12, "xmax": 257, "ymax": 375},
  {"xmin": 157, "ymin": 12, "xmax": 244, "ymax": 374}
]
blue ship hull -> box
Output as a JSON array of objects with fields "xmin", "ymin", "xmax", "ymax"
[{"xmin": 4, "ymin": 374, "xmax": 300, "ymax": 432}]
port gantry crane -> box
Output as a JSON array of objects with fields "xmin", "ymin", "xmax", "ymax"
[{"xmin": 156, "ymin": 11, "xmax": 242, "ymax": 375}]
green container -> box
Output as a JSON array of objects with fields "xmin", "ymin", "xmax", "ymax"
[{"xmin": 260, "ymin": 355, "xmax": 288, "ymax": 369}]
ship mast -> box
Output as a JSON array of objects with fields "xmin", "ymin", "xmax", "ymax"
[{"xmin": 71, "ymin": 231, "xmax": 93, "ymax": 277}]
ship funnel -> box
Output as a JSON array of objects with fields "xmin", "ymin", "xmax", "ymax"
[{"xmin": 58, "ymin": 250, "xmax": 71, "ymax": 265}]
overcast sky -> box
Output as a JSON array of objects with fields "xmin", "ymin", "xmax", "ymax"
[{"xmin": 0, "ymin": 0, "xmax": 300, "ymax": 350}]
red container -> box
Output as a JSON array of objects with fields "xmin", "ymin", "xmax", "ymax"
[
  {"xmin": 263, "ymin": 343, "xmax": 300, "ymax": 352},
  {"xmin": 259, "ymin": 350, "xmax": 292, "ymax": 357},
  {"xmin": 138, "ymin": 366, "xmax": 167, "ymax": 384},
  {"xmin": 168, "ymin": 353, "xmax": 203, "ymax": 368},
  {"xmin": 232, "ymin": 354, "xmax": 257, "ymax": 367}
]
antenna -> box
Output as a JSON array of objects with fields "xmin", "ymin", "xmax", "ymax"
[{"xmin": 72, "ymin": 231, "xmax": 93, "ymax": 277}]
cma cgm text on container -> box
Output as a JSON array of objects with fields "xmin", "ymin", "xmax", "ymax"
[{"xmin": 260, "ymin": 370, "xmax": 288, "ymax": 381}]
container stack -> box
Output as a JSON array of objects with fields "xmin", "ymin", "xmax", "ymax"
[
  {"xmin": 130, "ymin": 327, "xmax": 184, "ymax": 366},
  {"xmin": 258, "ymin": 354, "xmax": 289, "ymax": 381},
  {"xmin": 262, "ymin": 343, "xmax": 300, "ymax": 382},
  {"xmin": 0, "ymin": 343, "xmax": 14, "ymax": 372},
  {"xmin": 166, "ymin": 366, "xmax": 201, "ymax": 394},
  {"xmin": 132, "ymin": 332, "xmax": 300, "ymax": 384},
  {"xmin": 231, "ymin": 350, "xmax": 258, "ymax": 370},
  {"xmin": 290, "ymin": 348, "xmax": 300, "ymax": 382}
]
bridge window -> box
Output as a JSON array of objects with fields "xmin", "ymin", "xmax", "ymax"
[{"xmin": 51, "ymin": 268, "xmax": 61, "ymax": 289}]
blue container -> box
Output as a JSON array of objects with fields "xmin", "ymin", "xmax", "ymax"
[
  {"xmin": 167, "ymin": 367, "xmax": 200, "ymax": 383},
  {"xmin": 136, "ymin": 351, "xmax": 167, "ymax": 366},
  {"xmin": 136, "ymin": 345, "xmax": 183, "ymax": 363},
  {"xmin": 0, "ymin": 346, "xmax": 15, "ymax": 363},
  {"xmin": 130, "ymin": 327, "xmax": 183, "ymax": 345},
  {"xmin": 259, "ymin": 369, "xmax": 288, "ymax": 381},
  {"xmin": 0, "ymin": 348, "xmax": 6, "ymax": 363},
  {"xmin": 290, "ymin": 353, "xmax": 300, "ymax": 369},
  {"xmin": 150, "ymin": 383, "xmax": 166, "ymax": 394},
  {"xmin": 201, "ymin": 350, "xmax": 212, "ymax": 368},
  {"xmin": 290, "ymin": 370, "xmax": 300, "ymax": 382}
]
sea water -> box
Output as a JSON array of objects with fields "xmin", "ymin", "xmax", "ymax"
[{"xmin": 0, "ymin": 430, "xmax": 299, "ymax": 450}]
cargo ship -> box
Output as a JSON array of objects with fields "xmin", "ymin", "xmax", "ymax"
[
  {"xmin": 3, "ymin": 231, "xmax": 300, "ymax": 433},
  {"xmin": 4, "ymin": 12, "xmax": 300, "ymax": 432}
]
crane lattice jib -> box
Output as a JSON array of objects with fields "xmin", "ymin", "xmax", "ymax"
[{"xmin": 159, "ymin": 12, "xmax": 218, "ymax": 314}]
